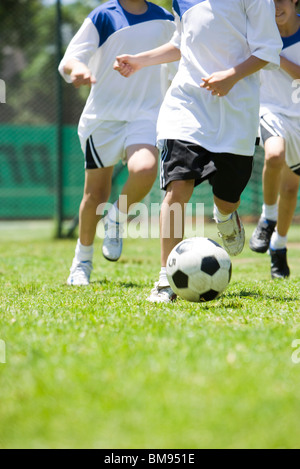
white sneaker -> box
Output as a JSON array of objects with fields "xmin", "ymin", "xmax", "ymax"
[
  {"xmin": 147, "ymin": 281, "xmax": 177, "ymax": 304},
  {"xmin": 215, "ymin": 211, "xmax": 245, "ymax": 256},
  {"xmin": 67, "ymin": 260, "xmax": 93, "ymax": 286},
  {"xmin": 102, "ymin": 216, "xmax": 124, "ymax": 262}
]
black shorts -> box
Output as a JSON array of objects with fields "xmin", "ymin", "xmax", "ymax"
[{"xmin": 160, "ymin": 140, "xmax": 254, "ymax": 203}]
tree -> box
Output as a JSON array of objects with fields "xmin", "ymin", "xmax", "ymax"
[
  {"xmin": 0, "ymin": 1, "xmax": 174, "ymax": 125},
  {"xmin": 0, "ymin": 1, "xmax": 92, "ymax": 124}
]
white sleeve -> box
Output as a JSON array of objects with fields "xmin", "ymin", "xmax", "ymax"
[
  {"xmin": 244, "ymin": 0, "xmax": 283, "ymax": 70},
  {"xmin": 160, "ymin": 61, "xmax": 179, "ymax": 96},
  {"xmin": 170, "ymin": 10, "xmax": 182, "ymax": 50},
  {"xmin": 58, "ymin": 18, "xmax": 99, "ymax": 83}
]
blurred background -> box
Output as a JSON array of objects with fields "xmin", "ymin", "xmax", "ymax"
[{"xmin": 0, "ymin": 0, "xmax": 299, "ymax": 237}]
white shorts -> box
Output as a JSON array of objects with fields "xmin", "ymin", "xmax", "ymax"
[
  {"xmin": 81, "ymin": 120, "xmax": 157, "ymax": 169},
  {"xmin": 260, "ymin": 112, "xmax": 300, "ymax": 175}
]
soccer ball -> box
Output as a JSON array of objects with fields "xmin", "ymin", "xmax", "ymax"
[{"xmin": 167, "ymin": 237, "xmax": 232, "ymax": 302}]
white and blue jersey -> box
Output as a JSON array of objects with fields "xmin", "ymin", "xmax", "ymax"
[
  {"xmin": 259, "ymin": 18, "xmax": 300, "ymax": 174},
  {"xmin": 59, "ymin": 0, "xmax": 175, "ymax": 145},
  {"xmin": 260, "ymin": 16, "xmax": 300, "ymax": 118},
  {"xmin": 157, "ymin": 0, "xmax": 282, "ymax": 156}
]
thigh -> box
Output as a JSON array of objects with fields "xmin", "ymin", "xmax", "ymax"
[
  {"xmin": 260, "ymin": 113, "xmax": 286, "ymax": 162},
  {"xmin": 283, "ymin": 116, "xmax": 300, "ymax": 175},
  {"xmin": 85, "ymin": 121, "xmax": 127, "ymax": 169},
  {"xmin": 125, "ymin": 119, "xmax": 158, "ymax": 172},
  {"xmin": 125, "ymin": 119, "xmax": 157, "ymax": 150},
  {"xmin": 126, "ymin": 144, "xmax": 158, "ymax": 173},
  {"xmin": 264, "ymin": 136, "xmax": 286, "ymax": 162}
]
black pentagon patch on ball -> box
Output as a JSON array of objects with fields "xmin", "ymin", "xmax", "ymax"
[
  {"xmin": 201, "ymin": 256, "xmax": 220, "ymax": 276},
  {"xmin": 176, "ymin": 240, "xmax": 194, "ymax": 255},
  {"xmin": 172, "ymin": 270, "xmax": 189, "ymax": 289},
  {"xmin": 200, "ymin": 290, "xmax": 219, "ymax": 302}
]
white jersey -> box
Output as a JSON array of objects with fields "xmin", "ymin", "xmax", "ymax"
[
  {"xmin": 260, "ymin": 17, "xmax": 300, "ymax": 118},
  {"xmin": 157, "ymin": 0, "xmax": 282, "ymax": 156},
  {"xmin": 59, "ymin": 0, "xmax": 175, "ymax": 144}
]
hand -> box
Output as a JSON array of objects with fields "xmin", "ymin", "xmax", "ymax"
[
  {"xmin": 114, "ymin": 55, "xmax": 142, "ymax": 78},
  {"xmin": 200, "ymin": 69, "xmax": 237, "ymax": 97},
  {"xmin": 70, "ymin": 62, "xmax": 96, "ymax": 89}
]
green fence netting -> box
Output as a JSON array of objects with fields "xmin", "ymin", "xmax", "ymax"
[{"xmin": 0, "ymin": 0, "xmax": 299, "ymax": 228}]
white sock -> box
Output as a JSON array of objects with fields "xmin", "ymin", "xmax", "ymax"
[
  {"xmin": 270, "ymin": 230, "xmax": 287, "ymax": 251},
  {"xmin": 107, "ymin": 201, "xmax": 128, "ymax": 224},
  {"xmin": 159, "ymin": 267, "xmax": 170, "ymax": 287},
  {"xmin": 75, "ymin": 239, "xmax": 94, "ymax": 262},
  {"xmin": 262, "ymin": 203, "xmax": 278, "ymax": 222},
  {"xmin": 213, "ymin": 204, "xmax": 232, "ymax": 223}
]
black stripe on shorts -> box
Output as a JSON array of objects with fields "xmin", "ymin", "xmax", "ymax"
[
  {"xmin": 260, "ymin": 116, "xmax": 281, "ymax": 145},
  {"xmin": 85, "ymin": 136, "xmax": 104, "ymax": 169}
]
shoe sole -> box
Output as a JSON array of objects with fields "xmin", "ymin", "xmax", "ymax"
[
  {"xmin": 147, "ymin": 294, "xmax": 177, "ymax": 304},
  {"xmin": 102, "ymin": 251, "xmax": 121, "ymax": 262},
  {"xmin": 271, "ymin": 273, "xmax": 290, "ymax": 280},
  {"xmin": 249, "ymin": 242, "xmax": 269, "ymax": 254},
  {"xmin": 67, "ymin": 281, "xmax": 90, "ymax": 286}
]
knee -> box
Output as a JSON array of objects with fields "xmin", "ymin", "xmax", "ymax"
[
  {"xmin": 129, "ymin": 160, "xmax": 158, "ymax": 185},
  {"xmin": 214, "ymin": 196, "xmax": 240, "ymax": 215},
  {"xmin": 265, "ymin": 150, "xmax": 285, "ymax": 171}
]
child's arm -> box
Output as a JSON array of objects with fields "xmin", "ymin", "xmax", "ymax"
[
  {"xmin": 58, "ymin": 18, "xmax": 99, "ymax": 88},
  {"xmin": 200, "ymin": 55, "xmax": 268, "ymax": 97},
  {"xmin": 63, "ymin": 58, "xmax": 97, "ymax": 89},
  {"xmin": 114, "ymin": 43, "xmax": 181, "ymax": 78},
  {"xmin": 280, "ymin": 56, "xmax": 300, "ymax": 80}
]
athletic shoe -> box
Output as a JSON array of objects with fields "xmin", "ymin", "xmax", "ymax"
[
  {"xmin": 67, "ymin": 259, "xmax": 93, "ymax": 286},
  {"xmin": 270, "ymin": 248, "xmax": 290, "ymax": 279},
  {"xmin": 249, "ymin": 217, "xmax": 277, "ymax": 253},
  {"xmin": 147, "ymin": 281, "xmax": 177, "ymax": 304},
  {"xmin": 102, "ymin": 216, "xmax": 124, "ymax": 262},
  {"xmin": 215, "ymin": 211, "xmax": 245, "ymax": 256}
]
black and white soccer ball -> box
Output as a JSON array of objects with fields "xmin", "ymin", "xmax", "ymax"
[{"xmin": 167, "ymin": 237, "xmax": 232, "ymax": 302}]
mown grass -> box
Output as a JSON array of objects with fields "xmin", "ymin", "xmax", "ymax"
[{"xmin": 0, "ymin": 221, "xmax": 300, "ymax": 449}]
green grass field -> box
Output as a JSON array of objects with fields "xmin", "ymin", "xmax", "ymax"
[{"xmin": 1, "ymin": 220, "xmax": 300, "ymax": 449}]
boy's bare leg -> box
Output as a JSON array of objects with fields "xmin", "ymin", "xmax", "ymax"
[
  {"xmin": 263, "ymin": 137, "xmax": 286, "ymax": 206},
  {"xmin": 102, "ymin": 144, "xmax": 158, "ymax": 262},
  {"xmin": 160, "ymin": 180, "xmax": 195, "ymax": 267},
  {"xmin": 250, "ymin": 137, "xmax": 286, "ymax": 254},
  {"xmin": 68, "ymin": 166, "xmax": 114, "ymax": 285},
  {"xmin": 79, "ymin": 167, "xmax": 114, "ymax": 246},
  {"xmin": 213, "ymin": 196, "xmax": 240, "ymax": 216},
  {"xmin": 277, "ymin": 164, "xmax": 300, "ymax": 238},
  {"xmin": 147, "ymin": 179, "xmax": 194, "ymax": 303},
  {"xmin": 118, "ymin": 144, "xmax": 158, "ymax": 213},
  {"xmin": 269, "ymin": 164, "xmax": 298, "ymax": 279}
]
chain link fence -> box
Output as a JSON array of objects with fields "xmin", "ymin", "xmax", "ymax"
[{"xmin": 0, "ymin": 0, "xmax": 299, "ymax": 234}]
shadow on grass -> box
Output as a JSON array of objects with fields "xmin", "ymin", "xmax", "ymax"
[
  {"xmin": 225, "ymin": 289, "xmax": 299, "ymax": 303},
  {"xmin": 91, "ymin": 279, "xmax": 145, "ymax": 290}
]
